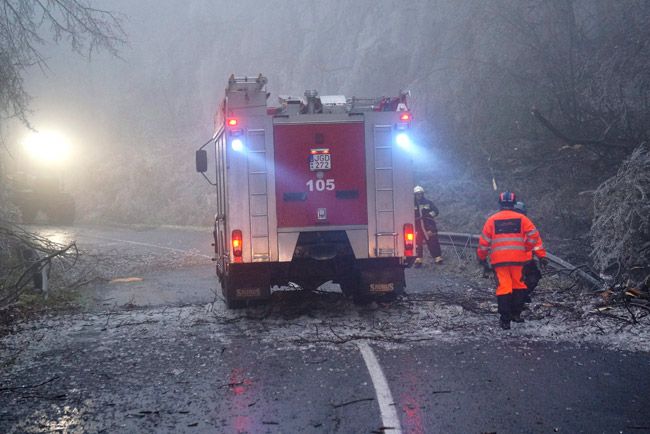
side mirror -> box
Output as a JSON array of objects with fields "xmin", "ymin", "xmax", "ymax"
[{"xmin": 196, "ymin": 150, "xmax": 208, "ymax": 173}]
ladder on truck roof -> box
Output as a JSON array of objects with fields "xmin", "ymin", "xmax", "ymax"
[{"xmin": 227, "ymin": 74, "xmax": 268, "ymax": 93}]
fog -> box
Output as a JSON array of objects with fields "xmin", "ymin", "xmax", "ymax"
[
  {"xmin": 9, "ymin": 1, "xmax": 459, "ymax": 225},
  {"xmin": 19, "ymin": 1, "xmax": 446, "ymax": 153},
  {"xmin": 5, "ymin": 1, "xmax": 650, "ymax": 236}
]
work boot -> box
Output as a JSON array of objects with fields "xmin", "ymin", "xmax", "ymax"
[
  {"xmin": 499, "ymin": 319, "xmax": 511, "ymax": 330},
  {"xmin": 434, "ymin": 256, "xmax": 443, "ymax": 264},
  {"xmin": 414, "ymin": 258, "xmax": 423, "ymax": 268},
  {"xmin": 512, "ymin": 313, "xmax": 524, "ymax": 323}
]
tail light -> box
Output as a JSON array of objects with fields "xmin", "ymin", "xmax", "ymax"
[
  {"xmin": 232, "ymin": 230, "xmax": 243, "ymax": 262},
  {"xmin": 403, "ymin": 223, "xmax": 415, "ymax": 256}
]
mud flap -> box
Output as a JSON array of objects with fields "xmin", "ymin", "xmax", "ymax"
[
  {"xmin": 223, "ymin": 263, "xmax": 271, "ymax": 308},
  {"xmin": 355, "ymin": 258, "xmax": 405, "ymax": 303}
]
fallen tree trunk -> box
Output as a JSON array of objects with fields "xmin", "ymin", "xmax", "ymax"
[
  {"xmin": 590, "ymin": 144, "xmax": 650, "ymax": 285},
  {"xmin": 0, "ymin": 220, "xmax": 78, "ymax": 311}
]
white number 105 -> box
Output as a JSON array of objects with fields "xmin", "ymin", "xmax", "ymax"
[{"xmin": 306, "ymin": 179, "xmax": 335, "ymax": 192}]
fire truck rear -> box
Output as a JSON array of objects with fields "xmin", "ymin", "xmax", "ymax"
[{"xmin": 196, "ymin": 74, "xmax": 415, "ymax": 308}]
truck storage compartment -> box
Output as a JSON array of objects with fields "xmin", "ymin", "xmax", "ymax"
[{"xmin": 274, "ymin": 122, "xmax": 367, "ymax": 228}]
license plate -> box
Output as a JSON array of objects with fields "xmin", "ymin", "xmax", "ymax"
[
  {"xmin": 369, "ymin": 283, "xmax": 394, "ymax": 293},
  {"xmin": 309, "ymin": 149, "xmax": 331, "ymax": 171}
]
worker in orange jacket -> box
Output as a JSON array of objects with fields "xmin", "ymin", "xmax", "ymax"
[
  {"xmin": 477, "ymin": 192, "xmax": 548, "ymax": 330},
  {"xmin": 513, "ymin": 201, "xmax": 543, "ymax": 303}
]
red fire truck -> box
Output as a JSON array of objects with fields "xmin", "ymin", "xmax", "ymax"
[{"xmin": 196, "ymin": 74, "xmax": 416, "ymax": 308}]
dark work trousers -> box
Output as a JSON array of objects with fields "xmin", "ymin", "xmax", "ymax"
[
  {"xmin": 416, "ymin": 219, "xmax": 442, "ymax": 258},
  {"xmin": 497, "ymin": 289, "xmax": 527, "ymax": 321}
]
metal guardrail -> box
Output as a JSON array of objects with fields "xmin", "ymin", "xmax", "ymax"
[{"xmin": 437, "ymin": 231, "xmax": 603, "ymax": 289}]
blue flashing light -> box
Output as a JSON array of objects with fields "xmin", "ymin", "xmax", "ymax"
[
  {"xmin": 395, "ymin": 133, "xmax": 412, "ymax": 149},
  {"xmin": 231, "ymin": 138, "xmax": 244, "ymax": 152}
]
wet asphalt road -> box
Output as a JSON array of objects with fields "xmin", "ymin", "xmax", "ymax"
[{"xmin": 1, "ymin": 225, "xmax": 649, "ymax": 434}]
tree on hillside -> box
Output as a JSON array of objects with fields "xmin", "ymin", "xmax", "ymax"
[
  {"xmin": 0, "ymin": 0, "xmax": 125, "ymax": 124},
  {"xmin": 0, "ymin": 0, "xmax": 124, "ymax": 217},
  {"xmin": 591, "ymin": 144, "xmax": 650, "ymax": 284},
  {"xmin": 483, "ymin": 0, "xmax": 650, "ymax": 149},
  {"xmin": 0, "ymin": 1, "xmax": 124, "ymax": 311}
]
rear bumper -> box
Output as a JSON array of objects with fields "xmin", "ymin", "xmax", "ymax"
[{"xmin": 229, "ymin": 256, "xmax": 406, "ymax": 284}]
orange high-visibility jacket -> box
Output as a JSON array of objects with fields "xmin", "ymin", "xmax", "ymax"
[{"xmin": 477, "ymin": 209, "xmax": 546, "ymax": 267}]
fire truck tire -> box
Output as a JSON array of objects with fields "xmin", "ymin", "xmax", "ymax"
[
  {"xmin": 225, "ymin": 297, "xmax": 247, "ymax": 309},
  {"xmin": 376, "ymin": 283, "xmax": 404, "ymax": 302},
  {"xmin": 354, "ymin": 265, "xmax": 405, "ymax": 304},
  {"xmin": 353, "ymin": 293, "xmax": 371, "ymax": 305},
  {"xmin": 339, "ymin": 276, "xmax": 359, "ymax": 298},
  {"xmin": 221, "ymin": 277, "xmax": 245, "ymax": 309}
]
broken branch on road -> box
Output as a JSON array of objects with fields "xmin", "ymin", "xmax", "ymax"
[
  {"xmin": 332, "ymin": 397, "xmax": 375, "ymax": 408},
  {"xmin": 0, "ymin": 375, "xmax": 60, "ymax": 392}
]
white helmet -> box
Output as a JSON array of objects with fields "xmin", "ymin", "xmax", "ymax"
[{"xmin": 414, "ymin": 185, "xmax": 425, "ymax": 194}]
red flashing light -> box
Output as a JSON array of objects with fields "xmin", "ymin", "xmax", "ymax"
[
  {"xmin": 400, "ymin": 113, "xmax": 411, "ymax": 121},
  {"xmin": 404, "ymin": 223, "xmax": 415, "ymax": 256},
  {"xmin": 227, "ymin": 118, "xmax": 238, "ymax": 127},
  {"xmin": 232, "ymin": 229, "xmax": 243, "ymax": 261}
]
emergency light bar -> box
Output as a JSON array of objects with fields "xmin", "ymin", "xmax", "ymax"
[
  {"xmin": 396, "ymin": 133, "xmax": 412, "ymax": 149},
  {"xmin": 229, "ymin": 128, "xmax": 245, "ymax": 152},
  {"xmin": 396, "ymin": 112, "xmax": 411, "ymax": 132},
  {"xmin": 231, "ymin": 139, "xmax": 244, "ymax": 152}
]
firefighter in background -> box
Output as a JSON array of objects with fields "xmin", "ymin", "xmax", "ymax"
[
  {"xmin": 477, "ymin": 192, "xmax": 548, "ymax": 330},
  {"xmin": 513, "ymin": 201, "xmax": 543, "ymax": 303},
  {"xmin": 414, "ymin": 185, "xmax": 443, "ymax": 267}
]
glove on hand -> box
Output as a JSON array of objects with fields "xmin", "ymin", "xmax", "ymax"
[
  {"xmin": 426, "ymin": 230, "xmax": 434, "ymax": 237},
  {"xmin": 538, "ymin": 257, "xmax": 549, "ymax": 271},
  {"xmin": 478, "ymin": 259, "xmax": 491, "ymax": 278}
]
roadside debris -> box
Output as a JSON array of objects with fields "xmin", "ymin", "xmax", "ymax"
[
  {"xmin": 0, "ymin": 220, "xmax": 78, "ymax": 313},
  {"xmin": 593, "ymin": 279, "xmax": 650, "ymax": 325}
]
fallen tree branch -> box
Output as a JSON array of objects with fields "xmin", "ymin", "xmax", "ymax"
[
  {"xmin": 332, "ymin": 397, "xmax": 374, "ymax": 408},
  {"xmin": 0, "ymin": 375, "xmax": 60, "ymax": 391},
  {"xmin": 530, "ymin": 108, "xmax": 629, "ymax": 149}
]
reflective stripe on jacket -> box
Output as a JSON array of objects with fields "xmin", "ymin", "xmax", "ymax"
[
  {"xmin": 414, "ymin": 197, "xmax": 439, "ymax": 234},
  {"xmin": 477, "ymin": 209, "xmax": 546, "ymax": 266}
]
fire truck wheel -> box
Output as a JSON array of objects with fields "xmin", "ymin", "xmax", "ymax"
[
  {"xmin": 221, "ymin": 276, "xmax": 247, "ymax": 309},
  {"xmin": 225, "ymin": 297, "xmax": 247, "ymax": 309},
  {"xmin": 377, "ymin": 286, "xmax": 403, "ymax": 302},
  {"xmin": 352, "ymin": 288, "xmax": 372, "ymax": 305},
  {"xmin": 339, "ymin": 278, "xmax": 359, "ymax": 298}
]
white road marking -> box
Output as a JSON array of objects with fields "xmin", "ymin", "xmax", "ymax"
[
  {"xmin": 77, "ymin": 233, "xmax": 212, "ymax": 259},
  {"xmin": 357, "ymin": 341, "xmax": 403, "ymax": 433}
]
